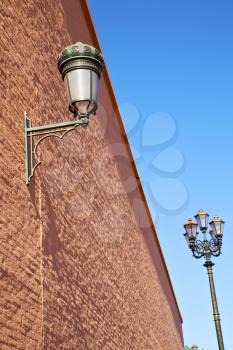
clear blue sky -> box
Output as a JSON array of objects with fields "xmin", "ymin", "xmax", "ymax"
[{"xmin": 89, "ymin": 1, "xmax": 233, "ymax": 349}]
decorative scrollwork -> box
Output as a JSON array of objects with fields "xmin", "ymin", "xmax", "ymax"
[
  {"xmin": 195, "ymin": 240, "xmax": 204, "ymax": 253},
  {"xmin": 190, "ymin": 237, "xmax": 221, "ymax": 259},
  {"xmin": 24, "ymin": 112, "xmax": 89, "ymax": 185},
  {"xmin": 209, "ymin": 238, "xmax": 221, "ymax": 257}
]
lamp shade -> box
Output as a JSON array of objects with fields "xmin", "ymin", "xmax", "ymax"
[
  {"xmin": 184, "ymin": 218, "xmax": 198, "ymax": 242},
  {"xmin": 191, "ymin": 345, "xmax": 198, "ymax": 350},
  {"xmin": 209, "ymin": 215, "xmax": 224, "ymax": 238},
  {"xmin": 194, "ymin": 209, "xmax": 209, "ymax": 231},
  {"xmin": 58, "ymin": 42, "xmax": 104, "ymax": 118}
]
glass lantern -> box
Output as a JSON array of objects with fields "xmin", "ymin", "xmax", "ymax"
[
  {"xmin": 209, "ymin": 215, "xmax": 224, "ymax": 239},
  {"xmin": 58, "ymin": 42, "xmax": 104, "ymax": 119},
  {"xmin": 184, "ymin": 218, "xmax": 198, "ymax": 243},
  {"xmin": 194, "ymin": 209, "xmax": 209, "ymax": 231}
]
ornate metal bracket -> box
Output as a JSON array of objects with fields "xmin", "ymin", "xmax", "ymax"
[
  {"xmin": 190, "ymin": 238, "xmax": 222, "ymax": 260},
  {"xmin": 24, "ymin": 111, "xmax": 89, "ymax": 185}
]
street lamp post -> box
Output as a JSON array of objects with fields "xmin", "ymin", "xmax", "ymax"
[{"xmin": 183, "ymin": 209, "xmax": 225, "ymax": 350}]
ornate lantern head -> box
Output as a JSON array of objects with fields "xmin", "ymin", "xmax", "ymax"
[
  {"xmin": 194, "ymin": 209, "xmax": 209, "ymax": 232},
  {"xmin": 58, "ymin": 42, "xmax": 104, "ymax": 119},
  {"xmin": 191, "ymin": 345, "xmax": 198, "ymax": 350},
  {"xmin": 209, "ymin": 215, "xmax": 224, "ymax": 239},
  {"xmin": 184, "ymin": 218, "xmax": 198, "ymax": 244}
]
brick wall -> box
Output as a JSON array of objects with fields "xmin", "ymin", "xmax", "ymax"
[{"xmin": 0, "ymin": 1, "xmax": 183, "ymax": 349}]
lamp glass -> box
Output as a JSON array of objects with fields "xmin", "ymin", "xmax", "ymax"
[
  {"xmin": 194, "ymin": 209, "xmax": 209, "ymax": 231},
  {"xmin": 184, "ymin": 219, "xmax": 198, "ymax": 240},
  {"xmin": 210, "ymin": 216, "xmax": 224, "ymax": 237},
  {"xmin": 184, "ymin": 233, "xmax": 190, "ymax": 244},
  {"xmin": 64, "ymin": 68, "xmax": 99, "ymax": 117},
  {"xmin": 74, "ymin": 101, "xmax": 90, "ymax": 115}
]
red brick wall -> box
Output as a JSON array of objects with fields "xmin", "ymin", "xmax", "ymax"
[{"xmin": 0, "ymin": 1, "xmax": 183, "ymax": 349}]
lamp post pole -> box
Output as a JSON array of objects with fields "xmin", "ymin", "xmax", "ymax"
[
  {"xmin": 204, "ymin": 258, "xmax": 224, "ymax": 350},
  {"xmin": 183, "ymin": 210, "xmax": 225, "ymax": 350}
]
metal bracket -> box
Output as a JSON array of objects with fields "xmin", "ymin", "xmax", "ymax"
[
  {"xmin": 24, "ymin": 111, "xmax": 89, "ymax": 185},
  {"xmin": 191, "ymin": 238, "xmax": 221, "ymax": 260}
]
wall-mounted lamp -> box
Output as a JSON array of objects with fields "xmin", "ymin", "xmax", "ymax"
[{"xmin": 24, "ymin": 42, "xmax": 104, "ymax": 185}]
